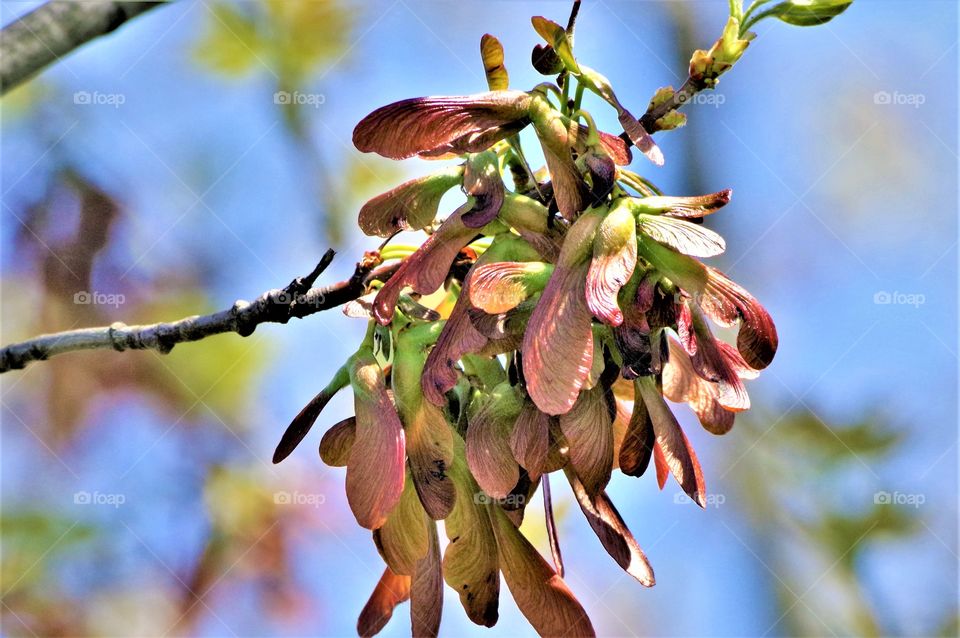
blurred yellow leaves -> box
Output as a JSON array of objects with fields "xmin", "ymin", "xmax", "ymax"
[
  {"xmin": 203, "ymin": 465, "xmax": 278, "ymax": 535},
  {"xmin": 342, "ymin": 153, "xmax": 405, "ymax": 207},
  {"xmin": 192, "ymin": 0, "xmax": 359, "ymax": 244},
  {"xmin": 193, "ymin": 0, "xmax": 354, "ymax": 83},
  {"xmin": 134, "ymin": 291, "xmax": 271, "ymax": 425},
  {"xmin": 1, "ymin": 513, "xmax": 94, "ymax": 597},
  {"xmin": 192, "ymin": 3, "xmax": 260, "ymax": 76},
  {"xmin": 0, "ymin": 81, "xmax": 50, "ymax": 124}
]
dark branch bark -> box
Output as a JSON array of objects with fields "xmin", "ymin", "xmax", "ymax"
[
  {"xmin": 0, "ymin": 250, "xmax": 401, "ymax": 373},
  {"xmin": 1, "ymin": 0, "xmax": 164, "ymax": 95},
  {"xmin": 565, "ymin": 1, "xmax": 582, "ymax": 39}
]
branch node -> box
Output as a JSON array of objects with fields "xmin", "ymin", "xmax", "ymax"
[
  {"xmin": 296, "ymin": 249, "xmax": 336, "ymax": 292},
  {"xmin": 108, "ymin": 322, "xmax": 128, "ymax": 352},
  {"xmin": 155, "ymin": 324, "xmax": 178, "ymax": 355},
  {"xmin": 233, "ymin": 300, "xmax": 260, "ymax": 337},
  {"xmin": 28, "ymin": 345, "xmax": 45, "ymax": 365}
]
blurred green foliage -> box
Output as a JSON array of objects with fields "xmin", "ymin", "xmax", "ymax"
[
  {"xmin": 135, "ymin": 292, "xmax": 271, "ymax": 425},
  {"xmin": 1, "ymin": 513, "xmax": 94, "ymax": 597},
  {"xmin": 733, "ymin": 408, "xmax": 920, "ymax": 636},
  {"xmin": 192, "ymin": 0, "xmax": 359, "ymax": 243},
  {"xmin": 193, "ymin": 1, "xmax": 353, "ymax": 84}
]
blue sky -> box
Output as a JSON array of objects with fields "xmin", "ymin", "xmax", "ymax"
[{"xmin": 1, "ymin": 1, "xmax": 957, "ymax": 636}]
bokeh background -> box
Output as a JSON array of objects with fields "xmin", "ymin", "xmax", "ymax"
[{"xmin": 1, "ymin": 1, "xmax": 957, "ymax": 636}]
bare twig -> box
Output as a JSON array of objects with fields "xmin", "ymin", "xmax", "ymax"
[
  {"xmin": 0, "ymin": 0, "xmax": 164, "ymax": 95},
  {"xmin": 565, "ymin": 0, "xmax": 582, "ymax": 39},
  {"xmin": 0, "ymin": 251, "xmax": 401, "ymax": 373}
]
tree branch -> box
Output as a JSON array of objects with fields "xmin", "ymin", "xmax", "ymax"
[
  {"xmin": 565, "ymin": 0, "xmax": 582, "ymax": 38},
  {"xmin": 0, "ymin": 250, "xmax": 401, "ymax": 373},
  {"xmin": 1, "ymin": 0, "xmax": 164, "ymax": 95},
  {"xmin": 639, "ymin": 77, "xmax": 703, "ymax": 133}
]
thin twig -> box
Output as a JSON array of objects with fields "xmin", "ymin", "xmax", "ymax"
[
  {"xmin": 0, "ymin": 251, "xmax": 400, "ymax": 373},
  {"xmin": 565, "ymin": 0, "xmax": 582, "ymax": 39},
  {"xmin": 556, "ymin": 0, "xmax": 582, "ymax": 103}
]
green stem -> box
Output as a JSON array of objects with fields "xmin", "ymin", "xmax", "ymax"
[
  {"xmin": 742, "ymin": 0, "xmax": 775, "ymax": 24},
  {"xmin": 741, "ymin": 1, "xmax": 779, "ymax": 32},
  {"xmin": 506, "ymin": 134, "xmax": 543, "ymax": 199},
  {"xmin": 532, "ymin": 82, "xmax": 565, "ymax": 112},
  {"xmin": 462, "ymin": 355, "xmax": 506, "ymax": 390},
  {"xmin": 379, "ymin": 245, "xmax": 418, "ymax": 259},
  {"xmin": 572, "ymin": 79, "xmax": 585, "ymax": 112},
  {"xmin": 560, "ymin": 71, "xmax": 571, "ymax": 114},
  {"xmin": 728, "ymin": 0, "xmax": 743, "ymax": 20},
  {"xmin": 359, "ymin": 319, "xmax": 377, "ymax": 351},
  {"xmin": 576, "ymin": 108, "xmax": 601, "ymax": 146}
]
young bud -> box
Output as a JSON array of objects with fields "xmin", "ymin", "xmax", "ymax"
[
  {"xmin": 530, "ymin": 16, "xmax": 580, "ymax": 73},
  {"xmin": 689, "ymin": 17, "xmax": 750, "ymax": 86},
  {"xmin": 766, "ymin": 0, "xmax": 854, "ymax": 27},
  {"xmin": 480, "ymin": 34, "xmax": 509, "ymax": 91},
  {"xmin": 655, "ymin": 111, "xmax": 687, "ymax": 131},
  {"xmin": 627, "ymin": 190, "xmax": 733, "ymax": 218},
  {"xmin": 576, "ymin": 65, "xmax": 663, "ymax": 166},
  {"xmin": 531, "ymin": 43, "xmax": 564, "ymax": 75}
]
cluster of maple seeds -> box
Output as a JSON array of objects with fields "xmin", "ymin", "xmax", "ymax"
[{"xmin": 273, "ymin": 16, "xmax": 777, "ymax": 638}]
